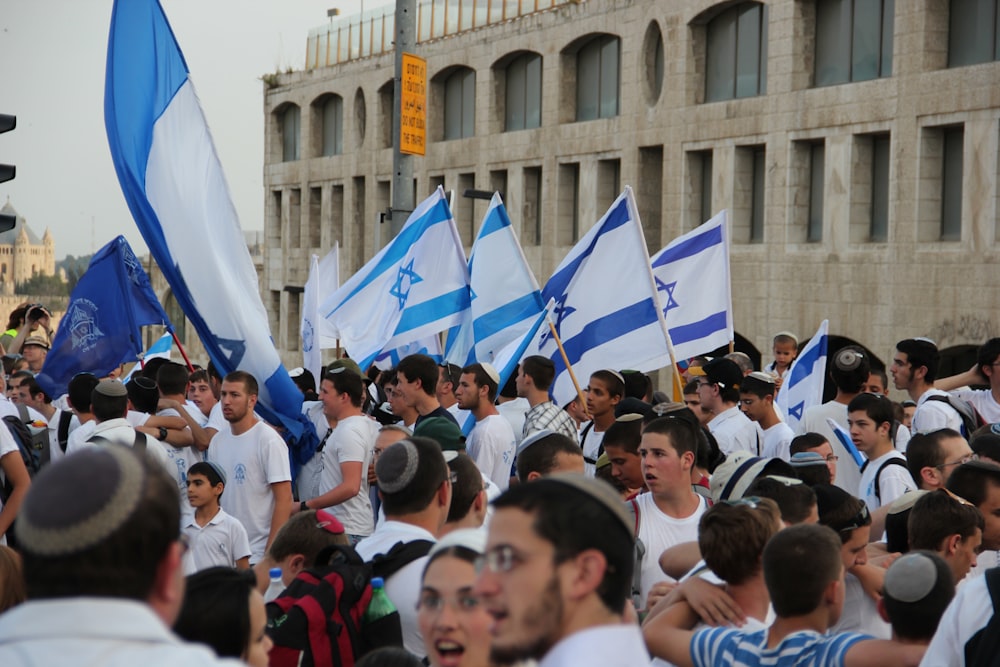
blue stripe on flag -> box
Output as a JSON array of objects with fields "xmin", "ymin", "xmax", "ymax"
[
  {"xmin": 668, "ymin": 311, "xmax": 729, "ymax": 346},
  {"xmin": 558, "ymin": 299, "xmax": 659, "ymax": 367},
  {"xmin": 651, "ymin": 224, "xmax": 723, "ymax": 268},
  {"xmin": 395, "ymin": 287, "xmax": 472, "ymax": 335},
  {"xmin": 472, "ymin": 293, "xmax": 543, "ymax": 341},
  {"xmin": 787, "ymin": 335, "xmax": 827, "ymax": 389},
  {"xmin": 477, "ymin": 202, "xmax": 510, "ymax": 238}
]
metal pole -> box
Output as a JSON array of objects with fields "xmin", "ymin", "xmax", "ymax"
[{"xmin": 391, "ymin": 0, "xmax": 416, "ymax": 236}]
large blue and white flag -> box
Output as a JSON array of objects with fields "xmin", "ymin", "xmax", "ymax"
[
  {"xmin": 104, "ymin": 0, "xmax": 316, "ymax": 459},
  {"xmin": 650, "ymin": 210, "xmax": 733, "ymax": 360},
  {"xmin": 37, "ymin": 236, "xmax": 172, "ymax": 398},
  {"xmin": 445, "ymin": 194, "xmax": 544, "ymax": 368},
  {"xmin": 373, "ymin": 335, "xmax": 444, "ymax": 371},
  {"xmin": 302, "ymin": 244, "xmax": 340, "ymax": 388},
  {"xmin": 321, "ymin": 187, "xmax": 470, "ymax": 371},
  {"xmin": 776, "ymin": 320, "xmax": 829, "ymax": 431},
  {"xmin": 536, "ymin": 187, "xmax": 671, "ymax": 405}
]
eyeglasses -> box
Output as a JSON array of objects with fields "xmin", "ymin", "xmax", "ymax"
[
  {"xmin": 936, "ymin": 453, "xmax": 977, "ymax": 470},
  {"xmin": 939, "ymin": 487, "xmax": 975, "ymax": 507},
  {"xmin": 475, "ymin": 545, "xmax": 526, "ymax": 574},
  {"xmin": 417, "ymin": 592, "xmax": 481, "ymax": 614},
  {"xmin": 825, "ymin": 454, "xmax": 839, "ymax": 462},
  {"xmin": 835, "ymin": 503, "xmax": 871, "ymax": 533}
]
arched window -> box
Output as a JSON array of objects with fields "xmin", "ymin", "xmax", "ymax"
[
  {"xmin": 705, "ymin": 3, "xmax": 768, "ymax": 101},
  {"xmin": 444, "ymin": 68, "xmax": 475, "ymax": 139},
  {"xmin": 281, "ymin": 105, "xmax": 301, "ymax": 162},
  {"xmin": 321, "ymin": 95, "xmax": 343, "ymax": 156},
  {"xmin": 576, "ymin": 35, "xmax": 620, "ymax": 121},
  {"xmin": 505, "ymin": 53, "xmax": 542, "ymax": 131}
]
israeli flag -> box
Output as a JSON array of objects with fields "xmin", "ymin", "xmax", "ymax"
[
  {"xmin": 536, "ymin": 187, "xmax": 670, "ymax": 406},
  {"xmin": 825, "ymin": 417, "xmax": 866, "ymax": 469},
  {"xmin": 776, "ymin": 320, "xmax": 829, "ymax": 431},
  {"xmin": 122, "ymin": 333, "xmax": 174, "ymax": 383},
  {"xmin": 650, "ymin": 211, "xmax": 733, "ymax": 360},
  {"xmin": 302, "ymin": 244, "xmax": 340, "ymax": 388},
  {"xmin": 373, "ymin": 335, "xmax": 444, "ymax": 371},
  {"xmin": 104, "ymin": 0, "xmax": 316, "ymax": 457},
  {"xmin": 445, "ymin": 194, "xmax": 544, "ymax": 368},
  {"xmin": 321, "ymin": 187, "xmax": 471, "ymax": 371}
]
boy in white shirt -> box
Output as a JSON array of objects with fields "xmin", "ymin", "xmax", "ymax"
[{"xmin": 182, "ymin": 460, "xmax": 251, "ymax": 574}]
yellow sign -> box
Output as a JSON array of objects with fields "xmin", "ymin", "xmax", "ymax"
[{"xmin": 400, "ymin": 53, "xmax": 426, "ymax": 156}]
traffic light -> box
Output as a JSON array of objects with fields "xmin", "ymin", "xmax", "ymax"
[{"xmin": 0, "ymin": 114, "xmax": 14, "ymax": 233}]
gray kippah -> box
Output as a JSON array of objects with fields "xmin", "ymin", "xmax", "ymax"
[
  {"xmin": 95, "ymin": 379, "xmax": 128, "ymax": 397},
  {"xmin": 789, "ymin": 452, "xmax": 827, "ymax": 468},
  {"xmin": 16, "ymin": 446, "xmax": 145, "ymax": 556},
  {"xmin": 542, "ymin": 473, "xmax": 633, "ymax": 538},
  {"xmin": 884, "ymin": 552, "xmax": 939, "ymax": 603},
  {"xmin": 205, "ymin": 460, "xmax": 227, "ymax": 486},
  {"xmin": 516, "ymin": 429, "xmax": 554, "ymax": 457},
  {"xmin": 376, "ymin": 439, "xmax": 421, "ymax": 493}
]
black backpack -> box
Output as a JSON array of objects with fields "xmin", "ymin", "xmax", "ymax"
[
  {"xmin": 859, "ymin": 456, "xmax": 909, "ymax": 503},
  {"xmin": 965, "ymin": 568, "xmax": 1000, "ymax": 666},
  {"xmin": 925, "ymin": 394, "xmax": 985, "ymax": 438},
  {"xmin": 266, "ymin": 539, "xmax": 432, "ymax": 667},
  {"xmin": 1, "ymin": 403, "xmax": 49, "ymax": 490}
]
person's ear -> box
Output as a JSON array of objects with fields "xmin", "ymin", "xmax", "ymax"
[
  {"xmin": 286, "ymin": 553, "xmax": 307, "ymax": 577},
  {"xmin": 563, "ymin": 549, "xmax": 608, "ymax": 601}
]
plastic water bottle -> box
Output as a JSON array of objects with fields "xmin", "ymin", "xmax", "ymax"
[
  {"xmin": 362, "ymin": 577, "xmax": 397, "ymax": 623},
  {"xmin": 264, "ymin": 567, "xmax": 284, "ymax": 603}
]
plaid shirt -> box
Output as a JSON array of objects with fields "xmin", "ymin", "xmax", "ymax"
[{"xmin": 522, "ymin": 401, "xmax": 579, "ymax": 443}]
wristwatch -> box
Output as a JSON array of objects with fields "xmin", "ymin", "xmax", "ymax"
[
  {"xmin": 158, "ymin": 426, "xmax": 168, "ymax": 441},
  {"xmin": 300, "ymin": 500, "xmax": 309, "ymax": 512}
]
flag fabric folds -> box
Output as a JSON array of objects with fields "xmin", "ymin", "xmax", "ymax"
[
  {"xmin": 321, "ymin": 187, "xmax": 471, "ymax": 371},
  {"xmin": 373, "ymin": 335, "xmax": 444, "ymax": 371},
  {"xmin": 650, "ymin": 210, "xmax": 733, "ymax": 361},
  {"xmin": 776, "ymin": 320, "xmax": 830, "ymax": 431},
  {"xmin": 825, "ymin": 417, "xmax": 866, "ymax": 469},
  {"xmin": 445, "ymin": 193, "xmax": 544, "ymax": 368},
  {"xmin": 104, "ymin": 0, "xmax": 315, "ymax": 458},
  {"xmin": 536, "ymin": 187, "xmax": 670, "ymax": 406},
  {"xmin": 302, "ymin": 244, "xmax": 340, "ymax": 387},
  {"xmin": 122, "ymin": 332, "xmax": 174, "ymax": 383},
  {"xmin": 38, "ymin": 236, "xmax": 171, "ymax": 398}
]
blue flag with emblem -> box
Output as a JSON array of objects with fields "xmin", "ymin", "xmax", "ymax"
[
  {"xmin": 37, "ymin": 235, "xmax": 171, "ymax": 398},
  {"xmin": 650, "ymin": 210, "xmax": 733, "ymax": 361},
  {"xmin": 535, "ymin": 187, "xmax": 670, "ymax": 406},
  {"xmin": 321, "ymin": 187, "xmax": 471, "ymax": 371},
  {"xmin": 104, "ymin": 0, "xmax": 317, "ymax": 462},
  {"xmin": 776, "ymin": 320, "xmax": 829, "ymax": 431},
  {"xmin": 444, "ymin": 193, "xmax": 544, "ymax": 368}
]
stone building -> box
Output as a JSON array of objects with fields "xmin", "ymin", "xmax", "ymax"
[
  {"xmin": 0, "ymin": 200, "xmax": 56, "ymax": 295},
  {"xmin": 261, "ymin": 0, "xmax": 1000, "ymax": 380}
]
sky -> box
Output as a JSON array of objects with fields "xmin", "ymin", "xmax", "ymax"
[{"xmin": 0, "ymin": 0, "xmax": 392, "ymax": 259}]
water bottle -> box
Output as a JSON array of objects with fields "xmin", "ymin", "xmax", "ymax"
[
  {"xmin": 363, "ymin": 576, "xmax": 397, "ymax": 624},
  {"xmin": 264, "ymin": 567, "xmax": 284, "ymax": 603}
]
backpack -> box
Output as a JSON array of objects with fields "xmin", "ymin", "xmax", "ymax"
[
  {"xmin": 925, "ymin": 394, "xmax": 985, "ymax": 438},
  {"xmin": 87, "ymin": 430, "xmax": 148, "ymax": 455},
  {"xmin": 859, "ymin": 456, "xmax": 908, "ymax": 503},
  {"xmin": 1, "ymin": 403, "xmax": 49, "ymax": 483},
  {"xmin": 624, "ymin": 497, "xmax": 648, "ymax": 611},
  {"xmin": 965, "ymin": 567, "xmax": 1000, "ymax": 666},
  {"xmin": 56, "ymin": 410, "xmax": 73, "ymax": 453},
  {"xmin": 267, "ymin": 539, "xmax": 433, "ymax": 667}
]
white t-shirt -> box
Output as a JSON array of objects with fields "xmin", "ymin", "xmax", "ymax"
[
  {"xmin": 581, "ymin": 426, "xmax": 605, "ymax": 478},
  {"xmin": 355, "ymin": 521, "xmax": 435, "ymax": 659},
  {"xmin": 65, "ymin": 419, "xmax": 97, "ymax": 456},
  {"xmin": 859, "ymin": 449, "xmax": 915, "ymax": 512},
  {"xmin": 0, "ymin": 425, "xmax": 19, "ymax": 545},
  {"xmin": 206, "ymin": 401, "xmax": 226, "ymax": 433},
  {"xmin": 913, "ymin": 388, "xmax": 965, "ymax": 434},
  {"xmin": 761, "ymin": 422, "xmax": 795, "ymax": 461},
  {"xmin": 496, "ymin": 397, "xmax": 530, "ymax": 445},
  {"xmin": 466, "ymin": 414, "xmax": 516, "ymax": 491},
  {"xmin": 831, "ymin": 572, "xmax": 892, "ymax": 639},
  {"xmin": 921, "ymin": 568, "xmax": 993, "ymax": 666},
  {"xmin": 953, "ymin": 388, "xmax": 1000, "ymax": 423},
  {"xmin": 445, "ymin": 402, "xmax": 471, "ymax": 428},
  {"xmin": 297, "ymin": 401, "xmax": 329, "ymax": 503},
  {"xmin": 209, "ymin": 421, "xmax": 291, "ymax": 562},
  {"xmin": 319, "ymin": 414, "xmax": 377, "ymax": 537},
  {"xmin": 798, "ymin": 401, "xmax": 858, "ymax": 495},
  {"xmin": 45, "ymin": 408, "xmax": 80, "ymax": 465},
  {"xmin": 708, "ymin": 406, "xmax": 763, "ymax": 456},
  {"xmin": 182, "ymin": 507, "xmax": 252, "ymax": 575},
  {"xmin": 634, "ymin": 492, "xmax": 708, "ymax": 609}
]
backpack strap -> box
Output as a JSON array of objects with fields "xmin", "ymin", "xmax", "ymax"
[
  {"xmin": 966, "ymin": 568, "xmax": 1000, "ymax": 666},
  {"xmin": 579, "ymin": 422, "xmax": 597, "ymax": 464},
  {"xmin": 88, "ymin": 430, "xmax": 148, "ymax": 454},
  {"xmin": 370, "ymin": 539, "xmax": 434, "ymax": 581},
  {"xmin": 15, "ymin": 403, "xmax": 29, "ymax": 424},
  {"xmin": 626, "ymin": 496, "xmax": 647, "ymax": 610},
  {"xmin": 57, "ymin": 411, "xmax": 73, "ymax": 452},
  {"xmin": 315, "ymin": 427, "xmax": 333, "ymax": 454},
  {"xmin": 872, "ymin": 457, "xmax": 908, "ymax": 503}
]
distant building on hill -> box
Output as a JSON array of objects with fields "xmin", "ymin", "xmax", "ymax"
[{"xmin": 0, "ymin": 199, "xmax": 56, "ymax": 295}]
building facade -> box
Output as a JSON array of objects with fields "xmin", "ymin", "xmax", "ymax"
[
  {"xmin": 262, "ymin": 0, "xmax": 1000, "ymax": 376},
  {"xmin": 0, "ymin": 200, "xmax": 56, "ymax": 295}
]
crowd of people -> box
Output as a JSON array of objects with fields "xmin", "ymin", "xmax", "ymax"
[{"xmin": 0, "ymin": 300, "xmax": 999, "ymax": 666}]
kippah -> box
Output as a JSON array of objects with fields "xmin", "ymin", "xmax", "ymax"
[
  {"xmin": 789, "ymin": 452, "xmax": 827, "ymax": 468},
  {"xmin": 205, "ymin": 460, "xmax": 227, "ymax": 486},
  {"xmin": 542, "ymin": 473, "xmax": 633, "ymax": 538},
  {"xmin": 834, "ymin": 348, "xmax": 865, "ymax": 372},
  {"xmin": 376, "ymin": 439, "xmax": 421, "ymax": 493},
  {"xmin": 516, "ymin": 429, "xmax": 553, "ymax": 457},
  {"xmin": 746, "ymin": 371, "xmax": 776, "ymax": 385},
  {"xmin": 884, "ymin": 552, "xmax": 939, "ymax": 603},
  {"xmin": 616, "ymin": 413, "xmax": 645, "ymax": 423},
  {"xmin": 774, "ymin": 331, "xmax": 798, "ymax": 344},
  {"xmin": 430, "ymin": 527, "xmax": 486, "ymax": 557},
  {"xmin": 288, "ymin": 367, "xmax": 305, "ymax": 378},
  {"xmin": 16, "ymin": 447, "xmax": 145, "ymax": 556},
  {"xmin": 887, "ymin": 490, "xmax": 928, "ymax": 515},
  {"xmin": 480, "ymin": 362, "xmax": 500, "ymax": 385},
  {"xmin": 603, "ymin": 369, "xmax": 625, "ymax": 384},
  {"xmin": 95, "ymin": 379, "xmax": 128, "ymax": 398}
]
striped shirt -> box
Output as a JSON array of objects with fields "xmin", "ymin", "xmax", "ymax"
[
  {"xmin": 691, "ymin": 628, "xmax": 869, "ymax": 667},
  {"xmin": 522, "ymin": 401, "xmax": 579, "ymax": 443}
]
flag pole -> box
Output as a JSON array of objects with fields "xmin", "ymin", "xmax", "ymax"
[
  {"xmin": 546, "ymin": 319, "xmax": 589, "ymax": 418},
  {"xmin": 169, "ymin": 330, "xmax": 195, "ymax": 372}
]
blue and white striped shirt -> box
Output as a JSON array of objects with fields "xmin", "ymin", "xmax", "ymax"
[{"xmin": 691, "ymin": 628, "xmax": 870, "ymax": 667}]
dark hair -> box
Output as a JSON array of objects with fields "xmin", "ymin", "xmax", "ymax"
[
  {"xmin": 763, "ymin": 524, "xmax": 842, "ymax": 617},
  {"xmin": 439, "ymin": 363, "xmax": 462, "ymax": 391},
  {"xmin": 516, "ymin": 432, "xmax": 583, "ymax": 482},
  {"xmin": 790, "ymin": 461, "xmax": 832, "ymax": 487},
  {"xmin": 188, "ymin": 461, "xmax": 225, "ymax": 489},
  {"xmin": 745, "ymin": 477, "xmax": 818, "ymax": 524},
  {"xmin": 683, "ymin": 380, "xmax": 700, "ymax": 395},
  {"xmin": 356, "ymin": 647, "xmax": 425, "ymax": 667},
  {"xmin": 5, "ymin": 303, "xmax": 29, "ymax": 331},
  {"xmin": 67, "ymin": 373, "xmax": 100, "ymax": 413},
  {"xmin": 947, "ymin": 461, "xmax": 1000, "ymax": 507},
  {"xmin": 139, "ymin": 357, "xmax": 170, "ymax": 383},
  {"xmin": 377, "ymin": 436, "xmax": 449, "ymax": 516},
  {"xmin": 126, "ymin": 376, "xmax": 160, "ymax": 414},
  {"xmin": 896, "ymin": 339, "xmax": 941, "ymax": 383},
  {"xmin": 424, "ymin": 545, "xmax": 479, "ymax": 577},
  {"xmin": 907, "ymin": 429, "xmax": 964, "ymax": 488},
  {"xmin": 815, "ymin": 484, "xmax": 871, "ymax": 544},
  {"xmin": 174, "ymin": 567, "xmax": 257, "ymax": 660},
  {"xmin": 461, "ymin": 363, "xmax": 499, "ymax": 403},
  {"xmin": 18, "ymin": 374, "xmax": 49, "ymax": 404},
  {"xmin": 224, "ymin": 370, "xmax": 259, "ymax": 396},
  {"xmin": 155, "ymin": 362, "xmax": 189, "ymax": 396},
  {"xmin": 0, "ymin": 545, "xmax": 25, "ymax": 613},
  {"xmin": 499, "ymin": 371, "xmax": 518, "ymax": 399},
  {"xmin": 977, "ymin": 338, "xmax": 1000, "ymax": 378},
  {"xmin": 325, "ymin": 367, "xmax": 365, "ymax": 407},
  {"xmin": 207, "ymin": 360, "xmax": 223, "ymax": 383},
  {"xmin": 830, "ymin": 345, "xmax": 871, "ymax": 394},
  {"xmin": 23, "ymin": 453, "xmax": 180, "ymax": 599},
  {"xmin": 642, "ymin": 416, "xmax": 698, "ymax": 458},
  {"xmin": 869, "ymin": 367, "xmax": 889, "ymax": 392},
  {"xmin": 908, "ymin": 489, "xmax": 984, "ymax": 551},
  {"xmin": 446, "ymin": 453, "xmax": 483, "ymax": 524},
  {"xmin": 882, "ymin": 551, "xmax": 955, "ymax": 641},
  {"xmin": 789, "ymin": 432, "xmax": 829, "ymax": 456},
  {"xmin": 189, "ymin": 369, "xmax": 211, "ymax": 386},
  {"xmin": 699, "ymin": 498, "xmax": 781, "ymax": 586},
  {"xmin": 520, "ymin": 356, "xmax": 556, "ymax": 392},
  {"xmin": 621, "ymin": 370, "xmax": 651, "ymax": 400},
  {"xmin": 268, "ymin": 510, "xmax": 349, "ymax": 564},
  {"xmin": 847, "ymin": 392, "xmax": 895, "ymax": 429},
  {"xmin": 601, "ymin": 418, "xmax": 643, "ymax": 455},
  {"xmin": 396, "ymin": 354, "xmax": 438, "ymax": 397},
  {"xmin": 590, "ymin": 370, "xmax": 625, "ymax": 400},
  {"xmin": 492, "ymin": 479, "xmax": 633, "ymax": 614},
  {"xmin": 91, "ymin": 387, "xmax": 129, "ymax": 422}
]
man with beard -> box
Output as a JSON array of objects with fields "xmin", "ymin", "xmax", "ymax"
[{"xmin": 474, "ymin": 474, "xmax": 648, "ymax": 666}]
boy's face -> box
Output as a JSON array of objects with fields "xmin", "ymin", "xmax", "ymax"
[
  {"xmin": 772, "ymin": 342, "xmax": 798, "ymax": 368},
  {"xmin": 603, "ymin": 444, "xmax": 644, "ymax": 489},
  {"xmin": 739, "ymin": 392, "xmax": 771, "ymax": 422},
  {"xmin": 585, "ymin": 377, "xmax": 619, "ymax": 419},
  {"xmin": 847, "ymin": 410, "xmax": 888, "ymax": 454},
  {"xmin": 187, "ymin": 473, "xmax": 222, "ymax": 508}
]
